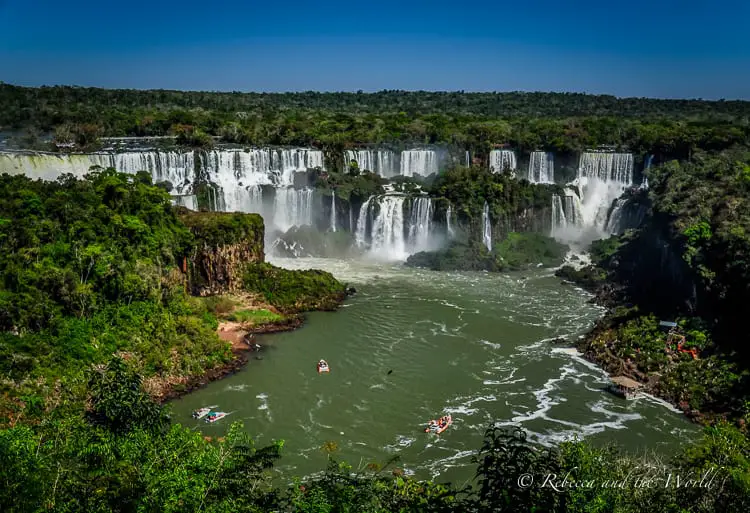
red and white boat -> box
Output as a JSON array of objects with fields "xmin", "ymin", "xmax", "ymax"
[{"xmin": 425, "ymin": 415, "xmax": 452, "ymax": 434}]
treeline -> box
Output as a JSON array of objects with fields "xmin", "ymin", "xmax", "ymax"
[
  {"xmin": 1, "ymin": 84, "xmax": 749, "ymax": 159},
  {"xmin": 3, "ymin": 84, "xmax": 750, "ymax": 119},
  {"xmin": 2, "ymin": 357, "xmax": 748, "ymax": 512}
]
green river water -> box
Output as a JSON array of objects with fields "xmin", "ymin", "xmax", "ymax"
[{"xmin": 171, "ymin": 257, "xmax": 698, "ymax": 483}]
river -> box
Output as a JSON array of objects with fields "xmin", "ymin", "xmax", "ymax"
[{"xmin": 171, "ymin": 257, "xmax": 698, "ymax": 483}]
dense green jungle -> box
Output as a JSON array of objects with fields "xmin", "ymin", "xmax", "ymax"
[{"xmin": 0, "ymin": 86, "xmax": 749, "ymax": 512}]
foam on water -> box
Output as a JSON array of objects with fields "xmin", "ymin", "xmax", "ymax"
[{"xmin": 173, "ymin": 257, "xmax": 698, "ymax": 482}]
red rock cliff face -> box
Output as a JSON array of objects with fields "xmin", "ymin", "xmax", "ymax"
[{"xmin": 178, "ymin": 210, "xmax": 265, "ymax": 296}]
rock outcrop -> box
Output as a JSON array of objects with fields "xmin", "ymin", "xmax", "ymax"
[{"xmin": 178, "ymin": 209, "xmax": 265, "ymax": 296}]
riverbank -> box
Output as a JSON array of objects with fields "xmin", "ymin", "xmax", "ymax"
[
  {"xmin": 556, "ymin": 265, "xmax": 746, "ymax": 428},
  {"xmin": 148, "ymin": 292, "xmax": 345, "ymax": 404}
]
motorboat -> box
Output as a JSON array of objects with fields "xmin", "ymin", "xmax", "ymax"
[
  {"xmin": 205, "ymin": 411, "xmax": 229, "ymax": 423},
  {"xmin": 425, "ymin": 415, "xmax": 452, "ymax": 434},
  {"xmin": 192, "ymin": 407, "xmax": 214, "ymax": 419},
  {"xmin": 317, "ymin": 360, "xmax": 330, "ymax": 373}
]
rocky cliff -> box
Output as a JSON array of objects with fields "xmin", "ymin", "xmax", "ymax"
[{"xmin": 178, "ymin": 209, "xmax": 265, "ymax": 296}]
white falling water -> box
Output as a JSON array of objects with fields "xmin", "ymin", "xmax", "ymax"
[
  {"xmin": 465, "ymin": 151, "xmax": 470, "ymax": 167},
  {"xmin": 551, "ymin": 152, "xmax": 634, "ymax": 243},
  {"xmin": 369, "ymin": 196, "xmax": 407, "ymax": 260},
  {"xmin": 172, "ymin": 195, "xmax": 198, "ymax": 210},
  {"xmin": 344, "ymin": 150, "xmax": 397, "ymax": 177},
  {"xmin": 551, "ymin": 189, "xmax": 584, "ymax": 238},
  {"xmin": 641, "ymin": 154, "xmax": 653, "ymax": 189},
  {"xmin": 574, "ymin": 152, "xmax": 633, "ymax": 232},
  {"xmin": 330, "ymin": 193, "xmax": 337, "ymax": 232},
  {"xmin": 446, "ymin": 205, "xmax": 455, "ymax": 238},
  {"xmin": 482, "ymin": 202, "xmax": 492, "ymax": 252},
  {"xmin": 272, "ymin": 188, "xmax": 314, "ymax": 233},
  {"xmin": 408, "ymin": 197, "xmax": 433, "ymax": 252},
  {"xmin": 0, "ymin": 148, "xmax": 325, "ymax": 231},
  {"xmin": 400, "ymin": 150, "xmax": 438, "ymax": 177},
  {"xmin": 355, "ymin": 194, "xmax": 436, "ymax": 259},
  {"xmin": 489, "ymin": 150, "xmax": 517, "ymax": 175},
  {"xmin": 527, "ymin": 151, "xmax": 554, "ymax": 183},
  {"xmin": 355, "ymin": 197, "xmax": 373, "ymax": 248}
]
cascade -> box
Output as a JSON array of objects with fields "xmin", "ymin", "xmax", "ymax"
[
  {"xmin": 172, "ymin": 195, "xmax": 198, "ymax": 210},
  {"xmin": 482, "ymin": 202, "xmax": 492, "ymax": 252},
  {"xmin": 641, "ymin": 154, "xmax": 653, "ymax": 189},
  {"xmin": 369, "ymin": 196, "xmax": 407, "ymax": 260},
  {"xmin": 355, "ymin": 197, "xmax": 373, "ymax": 247},
  {"xmin": 272, "ymin": 188, "xmax": 314, "ymax": 233},
  {"xmin": 0, "ymin": 148, "xmax": 325, "ymax": 232},
  {"xmin": 465, "ymin": 151, "xmax": 470, "ymax": 167},
  {"xmin": 344, "ymin": 149, "xmax": 397, "ymax": 177},
  {"xmin": 400, "ymin": 150, "xmax": 438, "ymax": 177},
  {"xmin": 446, "ymin": 205, "xmax": 455, "ymax": 238},
  {"xmin": 407, "ymin": 196, "xmax": 433, "ymax": 253},
  {"xmin": 489, "ymin": 150, "xmax": 517, "ymax": 174},
  {"xmin": 551, "ymin": 188, "xmax": 584, "ymax": 238},
  {"xmin": 552, "ymin": 152, "xmax": 633, "ymax": 242},
  {"xmin": 330, "ymin": 193, "xmax": 337, "ymax": 232},
  {"xmin": 527, "ymin": 151, "xmax": 554, "ymax": 183},
  {"xmin": 355, "ymin": 194, "xmax": 436, "ymax": 259}
]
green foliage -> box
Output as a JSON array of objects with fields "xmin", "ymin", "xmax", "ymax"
[
  {"xmin": 87, "ymin": 357, "xmax": 169, "ymax": 435},
  {"xmin": 494, "ymin": 232, "xmax": 568, "ymax": 269},
  {"xmin": 226, "ymin": 308, "xmax": 283, "ymax": 325},
  {"xmin": 315, "ymin": 170, "xmax": 386, "ymax": 205},
  {"xmin": 179, "ymin": 209, "xmax": 264, "ymax": 248},
  {"xmin": 3, "ymin": 84, "xmax": 750, "ymax": 158},
  {"xmin": 406, "ymin": 241, "xmax": 500, "ymax": 272},
  {"xmin": 243, "ymin": 263, "xmax": 346, "ymax": 313},
  {"xmin": 406, "ymin": 233, "xmax": 566, "ymax": 272}
]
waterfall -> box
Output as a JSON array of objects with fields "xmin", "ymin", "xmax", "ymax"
[
  {"xmin": 446, "ymin": 205, "xmax": 455, "ymax": 238},
  {"xmin": 272, "ymin": 188, "xmax": 314, "ymax": 233},
  {"xmin": 408, "ymin": 197, "xmax": 432, "ymax": 253},
  {"xmin": 370, "ymin": 196, "xmax": 407, "ymax": 260},
  {"xmin": 355, "ymin": 197, "xmax": 373, "ymax": 247},
  {"xmin": 489, "ymin": 150, "xmax": 517, "ymax": 175},
  {"xmin": 344, "ymin": 149, "xmax": 397, "ymax": 177},
  {"xmin": 551, "ymin": 152, "xmax": 634, "ymax": 243},
  {"xmin": 527, "ymin": 151, "xmax": 554, "ymax": 183},
  {"xmin": 172, "ymin": 195, "xmax": 198, "ymax": 210},
  {"xmin": 482, "ymin": 202, "xmax": 492, "ymax": 252},
  {"xmin": 0, "ymin": 148, "xmax": 327, "ymax": 231},
  {"xmin": 465, "ymin": 151, "xmax": 470, "ymax": 167},
  {"xmin": 551, "ymin": 188, "xmax": 584, "ymax": 238},
  {"xmin": 355, "ymin": 194, "xmax": 436, "ymax": 259},
  {"xmin": 641, "ymin": 154, "xmax": 653, "ymax": 189},
  {"xmin": 575, "ymin": 152, "xmax": 633, "ymax": 232},
  {"xmin": 330, "ymin": 193, "xmax": 337, "ymax": 232},
  {"xmin": 400, "ymin": 150, "xmax": 438, "ymax": 177}
]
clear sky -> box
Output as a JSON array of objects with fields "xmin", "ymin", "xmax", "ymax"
[{"xmin": 1, "ymin": 0, "xmax": 749, "ymax": 99}]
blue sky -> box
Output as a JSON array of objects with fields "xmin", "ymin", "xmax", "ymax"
[{"xmin": 1, "ymin": 0, "xmax": 749, "ymax": 98}]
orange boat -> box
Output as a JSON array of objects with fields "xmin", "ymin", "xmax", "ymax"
[{"xmin": 425, "ymin": 415, "xmax": 452, "ymax": 434}]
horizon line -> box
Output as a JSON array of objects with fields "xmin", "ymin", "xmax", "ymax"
[{"xmin": 1, "ymin": 82, "xmax": 745, "ymax": 103}]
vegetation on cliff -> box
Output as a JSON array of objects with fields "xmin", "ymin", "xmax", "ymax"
[
  {"xmin": 243, "ymin": 263, "xmax": 346, "ymax": 313},
  {"xmin": 0, "ymin": 170, "xmax": 345, "ymax": 426},
  {"xmin": 406, "ymin": 233, "xmax": 567, "ymax": 272},
  {"xmin": 557, "ymin": 148, "xmax": 750, "ymax": 422}
]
